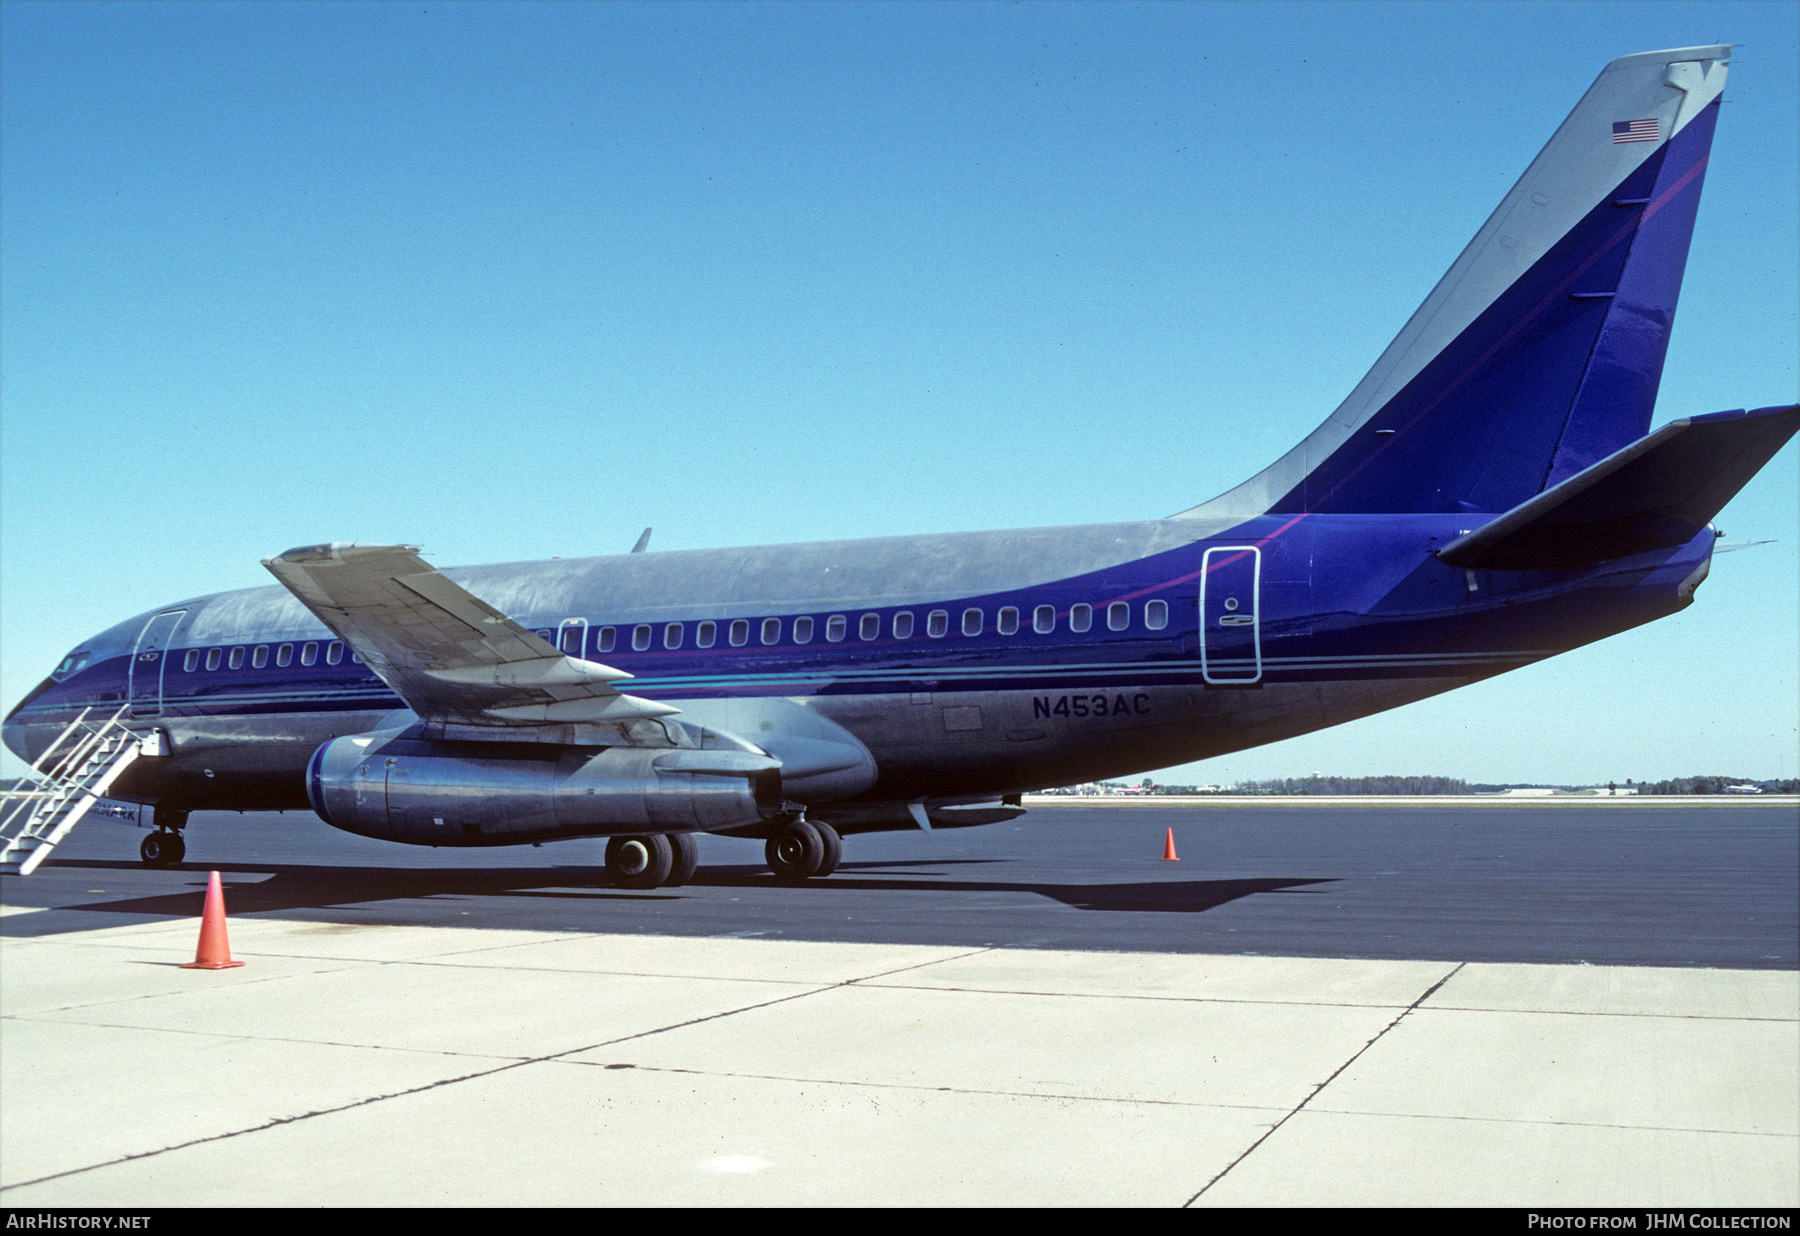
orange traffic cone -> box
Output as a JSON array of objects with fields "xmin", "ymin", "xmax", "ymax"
[
  {"xmin": 1161, "ymin": 828, "xmax": 1179, "ymax": 861},
  {"xmin": 181, "ymin": 871, "xmax": 245, "ymax": 970}
]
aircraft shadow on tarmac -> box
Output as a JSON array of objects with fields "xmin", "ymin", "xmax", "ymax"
[{"xmin": 16, "ymin": 858, "xmax": 1338, "ymax": 922}]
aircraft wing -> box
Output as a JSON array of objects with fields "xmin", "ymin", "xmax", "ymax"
[{"xmin": 263, "ymin": 543, "xmax": 678, "ymax": 729}]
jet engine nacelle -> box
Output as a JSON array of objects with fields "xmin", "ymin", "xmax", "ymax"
[{"xmin": 306, "ymin": 732, "xmax": 783, "ymax": 845}]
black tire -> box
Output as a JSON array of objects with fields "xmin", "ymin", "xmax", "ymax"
[
  {"xmin": 812, "ymin": 821, "xmax": 842, "ymax": 878},
  {"xmin": 140, "ymin": 832, "xmax": 183, "ymax": 867},
  {"xmin": 765, "ymin": 819, "xmax": 825, "ymax": 881},
  {"xmin": 606, "ymin": 834, "xmax": 674, "ymax": 890},
  {"xmin": 666, "ymin": 833, "xmax": 700, "ymax": 887}
]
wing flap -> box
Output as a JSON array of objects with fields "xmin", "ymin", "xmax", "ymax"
[{"xmin": 263, "ymin": 543, "xmax": 674, "ymax": 729}]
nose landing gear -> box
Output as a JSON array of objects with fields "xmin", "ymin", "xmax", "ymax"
[
  {"xmin": 139, "ymin": 807, "xmax": 187, "ymax": 867},
  {"xmin": 139, "ymin": 830, "xmax": 185, "ymax": 867}
]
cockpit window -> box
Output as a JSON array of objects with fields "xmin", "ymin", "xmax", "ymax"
[{"xmin": 50, "ymin": 652, "xmax": 91, "ymax": 682}]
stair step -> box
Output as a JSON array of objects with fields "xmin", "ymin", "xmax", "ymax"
[{"xmin": 0, "ymin": 705, "xmax": 145, "ymax": 877}]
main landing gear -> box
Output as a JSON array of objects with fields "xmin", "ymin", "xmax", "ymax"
[
  {"xmin": 139, "ymin": 807, "xmax": 187, "ymax": 868},
  {"xmin": 765, "ymin": 818, "xmax": 841, "ymax": 881},
  {"xmin": 601, "ymin": 820, "xmax": 844, "ymax": 888},
  {"xmin": 604, "ymin": 832, "xmax": 700, "ymax": 890}
]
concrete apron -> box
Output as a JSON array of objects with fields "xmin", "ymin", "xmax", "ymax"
[{"xmin": 1, "ymin": 911, "xmax": 1795, "ymax": 1207}]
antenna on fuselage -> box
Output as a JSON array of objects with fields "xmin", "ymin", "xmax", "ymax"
[{"xmin": 631, "ymin": 528, "xmax": 653, "ymax": 554}]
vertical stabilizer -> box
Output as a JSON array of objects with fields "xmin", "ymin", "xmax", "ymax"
[{"xmin": 1177, "ymin": 47, "xmax": 1730, "ymax": 519}]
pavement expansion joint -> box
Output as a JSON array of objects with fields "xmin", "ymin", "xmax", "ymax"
[
  {"xmin": 554, "ymin": 1058, "xmax": 1296, "ymax": 1114},
  {"xmin": 0, "ymin": 1057, "xmax": 531, "ymax": 1196},
  {"xmin": 0, "ymin": 953, "xmax": 998, "ymax": 1195},
  {"xmin": 541, "ymin": 946, "xmax": 1002, "ymax": 1055},
  {"xmin": 0, "ymin": 1011, "xmax": 533, "ymax": 1062},
  {"xmin": 1294, "ymin": 1107, "xmax": 1800, "ymax": 1138},
  {"xmin": 0, "ymin": 960, "xmax": 378, "ymax": 1016},
  {"xmin": 861, "ymin": 980, "xmax": 1418, "ymax": 1010},
  {"xmin": 1184, "ymin": 960, "xmax": 1466, "ymax": 1207},
  {"xmin": 1422, "ymin": 1003, "xmax": 1798, "ymax": 1023},
  {"xmin": 401, "ymin": 958, "xmax": 838, "ymax": 987}
]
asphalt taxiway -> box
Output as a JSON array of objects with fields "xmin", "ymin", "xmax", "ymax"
[
  {"xmin": 2, "ymin": 801, "xmax": 1795, "ymax": 1206},
  {"xmin": 4, "ymin": 801, "xmax": 1795, "ymax": 967}
]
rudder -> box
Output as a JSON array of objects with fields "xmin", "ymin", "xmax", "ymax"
[{"xmin": 1178, "ymin": 47, "xmax": 1732, "ymax": 520}]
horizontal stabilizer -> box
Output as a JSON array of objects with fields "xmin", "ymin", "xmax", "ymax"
[{"xmin": 1437, "ymin": 405, "xmax": 1798, "ymax": 569}]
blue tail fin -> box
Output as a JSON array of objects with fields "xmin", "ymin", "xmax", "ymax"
[{"xmin": 1179, "ymin": 47, "xmax": 1732, "ymax": 519}]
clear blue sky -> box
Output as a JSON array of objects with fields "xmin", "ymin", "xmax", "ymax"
[{"xmin": 3, "ymin": 1, "xmax": 1795, "ymax": 785}]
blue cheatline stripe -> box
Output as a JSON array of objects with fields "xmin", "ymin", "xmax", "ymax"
[
  {"xmin": 12, "ymin": 655, "xmax": 1547, "ymax": 722},
  {"xmin": 15, "ymin": 649, "xmax": 1553, "ymax": 714}
]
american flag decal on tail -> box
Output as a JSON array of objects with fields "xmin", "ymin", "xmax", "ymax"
[{"xmin": 1612, "ymin": 118, "xmax": 1659, "ymax": 143}]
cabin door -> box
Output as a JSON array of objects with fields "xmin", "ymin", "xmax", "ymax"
[
  {"xmin": 1200, "ymin": 547, "xmax": 1262, "ymax": 685},
  {"xmin": 128, "ymin": 610, "xmax": 187, "ymax": 718}
]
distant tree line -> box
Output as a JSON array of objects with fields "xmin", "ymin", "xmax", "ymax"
[
  {"xmin": 1149, "ymin": 776, "xmax": 1477, "ymax": 796},
  {"xmin": 1639, "ymin": 776, "xmax": 1800, "ymax": 795}
]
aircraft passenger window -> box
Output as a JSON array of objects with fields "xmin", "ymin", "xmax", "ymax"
[
  {"xmin": 665, "ymin": 623, "xmax": 684, "ymax": 650},
  {"xmin": 184, "ymin": 650, "xmax": 200, "ymax": 673},
  {"xmin": 893, "ymin": 612, "xmax": 914, "ymax": 639},
  {"xmin": 962, "ymin": 609, "xmax": 983, "ymax": 637},
  {"xmin": 761, "ymin": 618, "xmax": 781, "ymax": 646},
  {"xmin": 632, "ymin": 625, "xmax": 652, "ymax": 652},
  {"xmin": 301, "ymin": 642, "xmax": 319, "ymax": 666},
  {"xmin": 927, "ymin": 610, "xmax": 948, "ymax": 638},
  {"xmin": 535, "ymin": 629, "xmax": 552, "ymax": 642},
  {"xmin": 729, "ymin": 619, "xmax": 749, "ymax": 647},
  {"xmin": 228, "ymin": 647, "xmax": 245, "ymax": 670},
  {"xmin": 1070, "ymin": 604, "xmax": 1092, "ymax": 633},
  {"xmin": 205, "ymin": 648, "xmax": 222, "ymax": 671},
  {"xmin": 793, "ymin": 616, "xmax": 814, "ymax": 644},
  {"xmin": 696, "ymin": 621, "xmax": 716, "ymax": 649},
  {"xmin": 998, "ymin": 607, "xmax": 1019, "ymax": 635},
  {"xmin": 1034, "ymin": 605, "xmax": 1055, "ymax": 634},
  {"xmin": 276, "ymin": 644, "xmax": 293, "ymax": 667},
  {"xmin": 860, "ymin": 614, "xmax": 880, "ymax": 641},
  {"xmin": 1145, "ymin": 600, "xmax": 1168, "ymax": 631},
  {"xmin": 351, "ymin": 652, "xmax": 364, "ymax": 664},
  {"xmin": 326, "ymin": 641, "xmax": 344, "ymax": 665},
  {"xmin": 826, "ymin": 615, "xmax": 847, "ymax": 643},
  {"xmin": 598, "ymin": 627, "xmax": 617, "ymax": 653},
  {"xmin": 560, "ymin": 626, "xmax": 585, "ymax": 655},
  {"xmin": 252, "ymin": 646, "xmax": 269, "ymax": 669},
  {"xmin": 1108, "ymin": 602, "xmax": 1129, "ymax": 632}
]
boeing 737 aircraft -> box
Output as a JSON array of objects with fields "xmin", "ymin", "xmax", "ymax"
[{"xmin": 4, "ymin": 47, "xmax": 1795, "ymax": 888}]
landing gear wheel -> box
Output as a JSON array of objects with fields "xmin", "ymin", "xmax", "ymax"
[
  {"xmin": 606, "ymin": 834, "xmax": 673, "ymax": 890},
  {"xmin": 812, "ymin": 821, "xmax": 842, "ymax": 878},
  {"xmin": 666, "ymin": 833, "xmax": 701, "ymax": 887},
  {"xmin": 140, "ymin": 831, "xmax": 184, "ymax": 867},
  {"xmin": 765, "ymin": 819, "xmax": 825, "ymax": 881}
]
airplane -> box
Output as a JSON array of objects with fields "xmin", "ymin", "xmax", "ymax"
[{"xmin": 4, "ymin": 45, "xmax": 1795, "ymax": 888}]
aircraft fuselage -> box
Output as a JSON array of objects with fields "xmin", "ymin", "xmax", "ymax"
[{"xmin": 4, "ymin": 512, "xmax": 1715, "ymax": 827}]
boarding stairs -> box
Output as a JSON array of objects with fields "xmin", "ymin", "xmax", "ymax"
[{"xmin": 0, "ymin": 705, "xmax": 147, "ymax": 876}]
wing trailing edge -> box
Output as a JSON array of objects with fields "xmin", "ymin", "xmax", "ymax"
[{"xmin": 262, "ymin": 543, "xmax": 678, "ymax": 731}]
